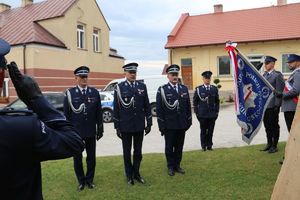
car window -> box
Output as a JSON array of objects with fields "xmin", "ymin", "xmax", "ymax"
[
  {"xmin": 8, "ymin": 100, "xmax": 27, "ymax": 110},
  {"xmin": 100, "ymin": 94, "xmax": 106, "ymax": 101},
  {"xmin": 103, "ymin": 83, "xmax": 117, "ymax": 92},
  {"xmin": 44, "ymin": 93, "xmax": 64, "ymax": 107}
]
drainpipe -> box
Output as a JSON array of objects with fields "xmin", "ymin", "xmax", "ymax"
[
  {"xmin": 170, "ymin": 49, "xmax": 173, "ymax": 65},
  {"xmin": 23, "ymin": 44, "xmax": 27, "ymax": 74}
]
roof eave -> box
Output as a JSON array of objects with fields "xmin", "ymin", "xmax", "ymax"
[
  {"xmin": 11, "ymin": 41, "xmax": 67, "ymax": 49},
  {"xmin": 165, "ymin": 37, "xmax": 300, "ymax": 49},
  {"xmin": 109, "ymin": 54, "xmax": 125, "ymax": 59}
]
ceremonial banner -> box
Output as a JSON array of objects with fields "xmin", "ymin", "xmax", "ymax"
[{"xmin": 226, "ymin": 43, "xmax": 274, "ymax": 144}]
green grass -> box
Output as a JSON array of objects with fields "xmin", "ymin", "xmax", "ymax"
[{"xmin": 42, "ymin": 143, "xmax": 285, "ymax": 200}]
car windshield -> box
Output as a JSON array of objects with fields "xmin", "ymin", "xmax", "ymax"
[{"xmin": 6, "ymin": 92, "xmax": 64, "ymax": 110}]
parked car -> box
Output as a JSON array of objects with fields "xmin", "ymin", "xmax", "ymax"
[
  {"xmin": 99, "ymin": 91, "xmax": 114, "ymax": 123},
  {"xmin": 102, "ymin": 75, "xmax": 182, "ymax": 116},
  {"xmin": 1, "ymin": 91, "xmax": 114, "ymax": 123},
  {"xmin": 1, "ymin": 92, "xmax": 64, "ymax": 111}
]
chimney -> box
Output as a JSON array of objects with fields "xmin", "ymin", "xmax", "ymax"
[
  {"xmin": 0, "ymin": 3, "xmax": 11, "ymax": 13},
  {"xmin": 214, "ymin": 4, "xmax": 223, "ymax": 13},
  {"xmin": 22, "ymin": 0, "xmax": 33, "ymax": 7},
  {"xmin": 277, "ymin": 0, "xmax": 287, "ymax": 6}
]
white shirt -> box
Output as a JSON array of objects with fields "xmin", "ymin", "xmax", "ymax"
[{"xmin": 77, "ymin": 85, "xmax": 88, "ymax": 94}]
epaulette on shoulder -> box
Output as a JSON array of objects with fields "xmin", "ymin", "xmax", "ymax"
[{"xmin": 0, "ymin": 109, "xmax": 34, "ymax": 116}]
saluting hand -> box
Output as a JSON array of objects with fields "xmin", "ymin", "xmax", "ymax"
[
  {"xmin": 7, "ymin": 62, "xmax": 42, "ymax": 106},
  {"xmin": 144, "ymin": 126, "xmax": 151, "ymax": 136}
]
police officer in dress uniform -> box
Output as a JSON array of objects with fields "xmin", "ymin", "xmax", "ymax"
[
  {"xmin": 275, "ymin": 54, "xmax": 300, "ymax": 132},
  {"xmin": 193, "ymin": 71, "xmax": 219, "ymax": 151},
  {"xmin": 0, "ymin": 39, "xmax": 84, "ymax": 200},
  {"xmin": 156, "ymin": 64, "xmax": 192, "ymax": 176},
  {"xmin": 260, "ymin": 56, "xmax": 285, "ymax": 153},
  {"xmin": 64, "ymin": 66, "xmax": 103, "ymax": 191},
  {"xmin": 113, "ymin": 63, "xmax": 152, "ymax": 185}
]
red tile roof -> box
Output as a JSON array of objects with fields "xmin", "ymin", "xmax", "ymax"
[
  {"xmin": 0, "ymin": 0, "xmax": 77, "ymax": 47},
  {"xmin": 165, "ymin": 3, "xmax": 300, "ymax": 49}
]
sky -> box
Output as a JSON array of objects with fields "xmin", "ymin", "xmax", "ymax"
[{"xmin": 3, "ymin": 0, "xmax": 300, "ymax": 74}]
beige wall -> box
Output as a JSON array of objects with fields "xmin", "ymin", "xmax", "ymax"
[
  {"xmin": 6, "ymin": 0, "xmax": 124, "ymax": 74},
  {"xmin": 168, "ymin": 40, "xmax": 300, "ymax": 91}
]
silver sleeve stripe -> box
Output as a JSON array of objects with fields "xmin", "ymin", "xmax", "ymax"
[
  {"xmin": 113, "ymin": 117, "xmax": 119, "ymax": 121},
  {"xmin": 44, "ymin": 118, "xmax": 66, "ymax": 122},
  {"xmin": 147, "ymin": 115, "xmax": 152, "ymax": 119},
  {"xmin": 157, "ymin": 117, "xmax": 164, "ymax": 122},
  {"xmin": 188, "ymin": 116, "xmax": 192, "ymax": 120}
]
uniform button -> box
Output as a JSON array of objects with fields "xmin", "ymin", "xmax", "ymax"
[{"xmin": 134, "ymin": 113, "xmax": 136, "ymax": 115}]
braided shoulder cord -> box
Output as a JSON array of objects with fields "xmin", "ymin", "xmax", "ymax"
[
  {"xmin": 116, "ymin": 84, "xmax": 134, "ymax": 108},
  {"xmin": 160, "ymin": 86, "xmax": 179, "ymax": 110},
  {"xmin": 66, "ymin": 89, "xmax": 86, "ymax": 114}
]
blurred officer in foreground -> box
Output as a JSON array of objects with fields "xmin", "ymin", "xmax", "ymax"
[
  {"xmin": 0, "ymin": 39, "xmax": 84, "ymax": 200},
  {"xmin": 261, "ymin": 56, "xmax": 285, "ymax": 153},
  {"xmin": 275, "ymin": 54, "xmax": 300, "ymax": 132},
  {"xmin": 193, "ymin": 71, "xmax": 219, "ymax": 151},
  {"xmin": 64, "ymin": 66, "xmax": 103, "ymax": 191},
  {"xmin": 156, "ymin": 64, "xmax": 192, "ymax": 176},
  {"xmin": 113, "ymin": 63, "xmax": 152, "ymax": 185}
]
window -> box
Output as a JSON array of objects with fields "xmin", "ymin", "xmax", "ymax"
[
  {"xmin": 77, "ymin": 24, "xmax": 85, "ymax": 49},
  {"xmin": 181, "ymin": 58, "xmax": 192, "ymax": 66},
  {"xmin": 248, "ymin": 55, "xmax": 263, "ymax": 71},
  {"xmin": 282, "ymin": 54, "xmax": 293, "ymax": 73},
  {"xmin": 218, "ymin": 56, "xmax": 231, "ymax": 76},
  {"xmin": 93, "ymin": 29, "xmax": 100, "ymax": 52}
]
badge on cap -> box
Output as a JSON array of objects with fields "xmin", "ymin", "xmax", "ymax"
[
  {"xmin": 166, "ymin": 64, "xmax": 180, "ymax": 74},
  {"xmin": 123, "ymin": 62, "xmax": 138, "ymax": 72},
  {"xmin": 201, "ymin": 71, "xmax": 212, "ymax": 79}
]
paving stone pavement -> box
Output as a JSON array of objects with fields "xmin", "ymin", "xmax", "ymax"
[{"xmin": 95, "ymin": 105, "xmax": 289, "ymax": 156}]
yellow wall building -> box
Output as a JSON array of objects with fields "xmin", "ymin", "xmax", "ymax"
[
  {"xmin": 0, "ymin": 0, "xmax": 124, "ymax": 99},
  {"xmin": 165, "ymin": 2, "xmax": 300, "ymax": 93}
]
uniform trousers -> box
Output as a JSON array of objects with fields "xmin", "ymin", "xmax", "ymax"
[
  {"xmin": 164, "ymin": 129, "xmax": 186, "ymax": 170},
  {"xmin": 263, "ymin": 108, "xmax": 280, "ymax": 148},
  {"xmin": 199, "ymin": 118, "xmax": 216, "ymax": 149},
  {"xmin": 284, "ymin": 111, "xmax": 296, "ymax": 132},
  {"xmin": 121, "ymin": 131, "xmax": 144, "ymax": 178},
  {"xmin": 73, "ymin": 136, "xmax": 96, "ymax": 185}
]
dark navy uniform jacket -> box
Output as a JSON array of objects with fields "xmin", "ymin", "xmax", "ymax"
[
  {"xmin": 156, "ymin": 83, "xmax": 192, "ymax": 130},
  {"xmin": 64, "ymin": 86, "xmax": 102, "ymax": 138},
  {"xmin": 193, "ymin": 84, "xmax": 220, "ymax": 119},
  {"xmin": 0, "ymin": 96, "xmax": 84, "ymax": 200},
  {"xmin": 113, "ymin": 80, "xmax": 152, "ymax": 133}
]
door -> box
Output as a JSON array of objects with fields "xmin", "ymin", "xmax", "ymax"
[{"xmin": 181, "ymin": 66, "xmax": 193, "ymax": 90}]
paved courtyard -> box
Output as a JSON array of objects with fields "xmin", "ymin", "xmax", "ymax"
[{"xmin": 96, "ymin": 105, "xmax": 289, "ymax": 156}]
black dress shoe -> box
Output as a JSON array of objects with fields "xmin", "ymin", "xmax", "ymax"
[
  {"xmin": 260, "ymin": 145, "xmax": 271, "ymax": 151},
  {"xmin": 175, "ymin": 167, "xmax": 185, "ymax": 174},
  {"xmin": 134, "ymin": 175, "xmax": 145, "ymax": 184},
  {"xmin": 168, "ymin": 168, "xmax": 175, "ymax": 176},
  {"xmin": 268, "ymin": 147, "xmax": 278, "ymax": 154},
  {"xmin": 202, "ymin": 147, "xmax": 206, "ymax": 152},
  {"xmin": 78, "ymin": 184, "xmax": 85, "ymax": 191},
  {"xmin": 207, "ymin": 147, "xmax": 213, "ymax": 151},
  {"xmin": 127, "ymin": 177, "xmax": 134, "ymax": 185},
  {"xmin": 86, "ymin": 182, "xmax": 95, "ymax": 189}
]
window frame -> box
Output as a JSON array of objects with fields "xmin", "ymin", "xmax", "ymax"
[
  {"xmin": 93, "ymin": 28, "xmax": 101, "ymax": 52},
  {"xmin": 77, "ymin": 24, "xmax": 85, "ymax": 49},
  {"xmin": 217, "ymin": 56, "xmax": 231, "ymax": 77},
  {"xmin": 247, "ymin": 54, "xmax": 264, "ymax": 73}
]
